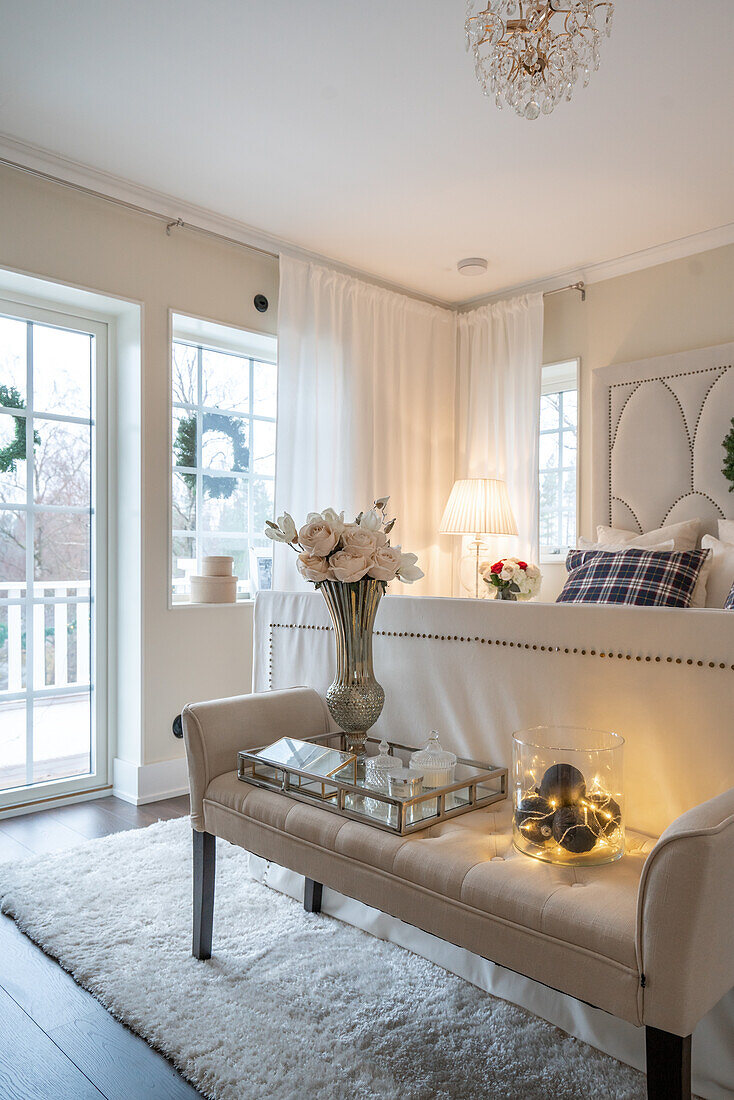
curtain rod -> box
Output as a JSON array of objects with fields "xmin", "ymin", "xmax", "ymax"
[
  {"xmin": 2, "ymin": 155, "xmax": 588, "ymax": 305},
  {"xmin": 0, "ymin": 155, "xmax": 279, "ymax": 261},
  {"xmin": 543, "ymin": 281, "xmax": 586, "ymax": 301}
]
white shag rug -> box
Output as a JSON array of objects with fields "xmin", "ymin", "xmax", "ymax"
[{"xmin": 0, "ymin": 817, "xmax": 649, "ymax": 1100}]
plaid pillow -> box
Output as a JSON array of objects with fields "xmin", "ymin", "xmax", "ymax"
[
  {"xmin": 558, "ymin": 548, "xmax": 709, "ymax": 607},
  {"xmin": 725, "ymin": 582, "xmax": 734, "ymax": 610}
]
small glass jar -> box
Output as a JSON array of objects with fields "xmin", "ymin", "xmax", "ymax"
[
  {"xmin": 410, "ymin": 731, "xmax": 457, "ymax": 788},
  {"xmin": 512, "ymin": 726, "xmax": 625, "ymax": 866},
  {"xmin": 365, "ymin": 739, "xmax": 399, "ymax": 792}
]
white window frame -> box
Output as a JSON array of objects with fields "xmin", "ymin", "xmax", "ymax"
[
  {"xmin": 168, "ymin": 312, "xmax": 277, "ymax": 607},
  {"xmin": 539, "ymin": 358, "xmax": 579, "ymax": 564},
  {"xmin": 0, "ymin": 297, "xmax": 108, "ymax": 812}
]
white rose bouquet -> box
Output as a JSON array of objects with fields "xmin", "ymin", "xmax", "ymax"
[
  {"xmin": 264, "ymin": 497, "xmax": 424, "ymax": 588},
  {"xmin": 479, "ymin": 557, "xmax": 542, "ymax": 601}
]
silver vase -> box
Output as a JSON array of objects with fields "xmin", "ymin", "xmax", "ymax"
[{"xmin": 320, "ymin": 578, "xmax": 385, "ymax": 758}]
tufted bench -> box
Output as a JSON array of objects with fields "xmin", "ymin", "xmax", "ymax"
[{"xmin": 182, "ymin": 687, "xmax": 734, "ymax": 1100}]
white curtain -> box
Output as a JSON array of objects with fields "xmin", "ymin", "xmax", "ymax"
[
  {"xmin": 275, "ymin": 255, "xmax": 456, "ymax": 595},
  {"xmin": 456, "ymin": 294, "xmax": 544, "ymax": 566}
]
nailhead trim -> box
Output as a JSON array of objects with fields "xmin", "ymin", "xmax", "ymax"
[
  {"xmin": 662, "ymin": 490, "xmax": 725, "ymax": 525},
  {"xmin": 660, "ymin": 379, "xmax": 693, "ymax": 454},
  {"xmin": 267, "ymin": 622, "xmax": 734, "ymax": 690},
  {"xmin": 610, "ymin": 381, "xmax": 642, "ymax": 452},
  {"xmin": 611, "ymin": 495, "xmax": 643, "ymax": 532}
]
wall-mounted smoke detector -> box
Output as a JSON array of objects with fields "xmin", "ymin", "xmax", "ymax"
[{"xmin": 457, "ymin": 257, "xmax": 488, "ymax": 276}]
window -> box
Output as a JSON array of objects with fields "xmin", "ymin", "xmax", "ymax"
[
  {"xmin": 539, "ymin": 359, "xmax": 578, "ymax": 560},
  {"xmin": 171, "ymin": 315, "xmax": 277, "ymax": 603},
  {"xmin": 0, "ymin": 299, "xmax": 107, "ymax": 805}
]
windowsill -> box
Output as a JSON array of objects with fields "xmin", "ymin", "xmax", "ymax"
[{"xmin": 170, "ymin": 598, "xmax": 256, "ymax": 610}]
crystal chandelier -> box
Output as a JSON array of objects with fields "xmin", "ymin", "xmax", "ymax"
[{"xmin": 465, "ymin": 1, "xmax": 614, "ymax": 119}]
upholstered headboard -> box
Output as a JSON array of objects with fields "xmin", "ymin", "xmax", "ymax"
[{"xmin": 593, "ymin": 341, "xmax": 734, "ymax": 536}]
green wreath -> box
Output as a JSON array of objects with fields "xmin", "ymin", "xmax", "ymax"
[
  {"xmin": 173, "ymin": 412, "xmax": 249, "ymax": 499},
  {"xmin": 724, "ymin": 418, "xmax": 734, "ymax": 493},
  {"xmin": 0, "ymin": 386, "xmax": 40, "ymax": 474}
]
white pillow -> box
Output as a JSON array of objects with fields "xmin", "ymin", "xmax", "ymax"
[
  {"xmin": 592, "ymin": 521, "xmax": 710, "ymax": 607},
  {"xmin": 718, "ymin": 519, "xmax": 734, "ymax": 546},
  {"xmin": 595, "ymin": 518, "xmax": 701, "ymax": 552},
  {"xmin": 701, "ymin": 535, "xmax": 734, "ymax": 607},
  {"xmin": 577, "ymin": 536, "xmax": 675, "ymax": 553}
]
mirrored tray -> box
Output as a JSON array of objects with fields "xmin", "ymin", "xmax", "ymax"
[{"xmin": 238, "ymin": 732, "xmax": 507, "ymax": 835}]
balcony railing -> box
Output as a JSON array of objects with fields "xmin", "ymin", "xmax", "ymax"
[{"xmin": 0, "ymin": 581, "xmax": 91, "ymax": 701}]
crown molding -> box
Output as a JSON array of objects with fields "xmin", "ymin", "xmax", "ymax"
[
  {"xmin": 455, "ymin": 221, "xmax": 734, "ymax": 311},
  {"xmin": 0, "ymin": 133, "xmax": 447, "ymax": 309},
  {"xmin": 2, "ymin": 132, "xmax": 733, "ymax": 314}
]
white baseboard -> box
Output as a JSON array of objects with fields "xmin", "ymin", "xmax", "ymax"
[{"xmin": 113, "ymin": 757, "xmax": 189, "ymax": 805}]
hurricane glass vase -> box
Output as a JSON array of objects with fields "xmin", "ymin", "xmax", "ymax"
[
  {"xmin": 320, "ymin": 578, "xmax": 385, "ymax": 758},
  {"xmin": 512, "ymin": 726, "xmax": 625, "ymax": 866}
]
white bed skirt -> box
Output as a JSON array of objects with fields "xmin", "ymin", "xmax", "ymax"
[{"xmin": 252, "ymin": 591, "xmax": 734, "ymax": 1098}]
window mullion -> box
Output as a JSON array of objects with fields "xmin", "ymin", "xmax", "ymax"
[
  {"xmin": 196, "ymin": 345, "xmax": 203, "ymax": 573},
  {"xmin": 24, "ymin": 320, "xmax": 34, "ymax": 786},
  {"xmin": 248, "ymin": 356, "xmax": 254, "ymax": 597},
  {"xmin": 557, "ymin": 391, "xmax": 564, "ymax": 550}
]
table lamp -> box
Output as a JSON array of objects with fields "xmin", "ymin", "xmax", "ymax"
[{"xmin": 439, "ymin": 478, "xmax": 518, "ymax": 597}]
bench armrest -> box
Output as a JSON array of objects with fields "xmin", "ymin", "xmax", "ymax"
[
  {"xmin": 182, "ymin": 687, "xmax": 329, "ymax": 830},
  {"xmin": 636, "ymin": 786, "xmax": 734, "ymax": 1035}
]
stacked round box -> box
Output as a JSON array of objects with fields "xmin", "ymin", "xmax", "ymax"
[{"xmin": 190, "ymin": 557, "xmax": 238, "ymax": 603}]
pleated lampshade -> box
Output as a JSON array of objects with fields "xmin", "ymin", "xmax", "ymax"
[{"xmin": 439, "ymin": 478, "xmax": 518, "ymax": 536}]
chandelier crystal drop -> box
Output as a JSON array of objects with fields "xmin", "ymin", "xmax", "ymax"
[{"xmin": 465, "ymin": 0, "xmax": 614, "ymax": 120}]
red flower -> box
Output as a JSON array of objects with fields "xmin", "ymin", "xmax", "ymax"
[
  {"xmin": 490, "ymin": 560, "xmax": 504, "ymax": 575},
  {"xmin": 517, "ymin": 561, "xmax": 528, "ymax": 571}
]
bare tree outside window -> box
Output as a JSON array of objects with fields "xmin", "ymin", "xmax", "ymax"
[
  {"xmin": 171, "ymin": 334, "xmax": 277, "ymax": 602},
  {"xmin": 0, "ymin": 310, "xmax": 98, "ymax": 796},
  {"xmin": 539, "ymin": 363, "xmax": 578, "ymax": 559}
]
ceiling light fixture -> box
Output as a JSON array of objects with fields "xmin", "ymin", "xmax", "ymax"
[
  {"xmin": 458, "ymin": 257, "xmax": 489, "ymax": 276},
  {"xmin": 465, "ymin": 1, "xmax": 614, "ymax": 120}
]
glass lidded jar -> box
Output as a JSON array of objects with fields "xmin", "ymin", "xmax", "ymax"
[
  {"xmin": 365, "ymin": 738, "xmax": 400, "ymax": 792},
  {"xmin": 409, "ymin": 731, "xmax": 457, "ymax": 788},
  {"xmin": 512, "ymin": 726, "xmax": 625, "ymax": 866}
]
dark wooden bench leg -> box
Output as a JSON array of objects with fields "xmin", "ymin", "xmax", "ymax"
[
  {"xmin": 303, "ymin": 877, "xmax": 323, "ymax": 913},
  {"xmin": 645, "ymin": 1026, "xmax": 691, "ymax": 1100},
  {"xmin": 192, "ymin": 830, "xmax": 216, "ymax": 960}
]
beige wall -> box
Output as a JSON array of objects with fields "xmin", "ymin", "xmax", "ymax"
[
  {"xmin": 540, "ymin": 242, "xmax": 734, "ymax": 600},
  {"xmin": 0, "ymin": 164, "xmax": 278, "ymax": 770}
]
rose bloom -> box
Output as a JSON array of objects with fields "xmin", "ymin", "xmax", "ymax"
[
  {"xmin": 368, "ymin": 544, "xmax": 401, "ymax": 582},
  {"xmin": 341, "ymin": 524, "xmax": 386, "ymax": 554},
  {"xmin": 297, "ymin": 551, "xmax": 333, "ymax": 583},
  {"xmin": 329, "ymin": 546, "xmax": 373, "ymax": 583},
  {"xmin": 306, "ymin": 508, "xmax": 346, "ymax": 537},
  {"xmin": 490, "ymin": 560, "xmax": 504, "ymax": 575},
  {"xmin": 299, "ymin": 519, "xmax": 339, "ymax": 557},
  {"xmin": 500, "ymin": 562, "xmax": 518, "ymax": 581}
]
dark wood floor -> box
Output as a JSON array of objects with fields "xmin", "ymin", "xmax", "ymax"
[{"xmin": 0, "ymin": 795, "xmax": 202, "ymax": 1100}]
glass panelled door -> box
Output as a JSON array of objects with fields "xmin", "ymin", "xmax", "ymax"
[{"xmin": 0, "ymin": 301, "xmax": 106, "ymax": 807}]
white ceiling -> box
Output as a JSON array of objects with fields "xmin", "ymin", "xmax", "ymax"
[{"xmin": 1, "ymin": 1, "xmax": 733, "ymax": 303}]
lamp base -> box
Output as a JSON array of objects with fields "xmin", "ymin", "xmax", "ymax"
[{"xmin": 459, "ymin": 538, "xmax": 490, "ymax": 598}]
